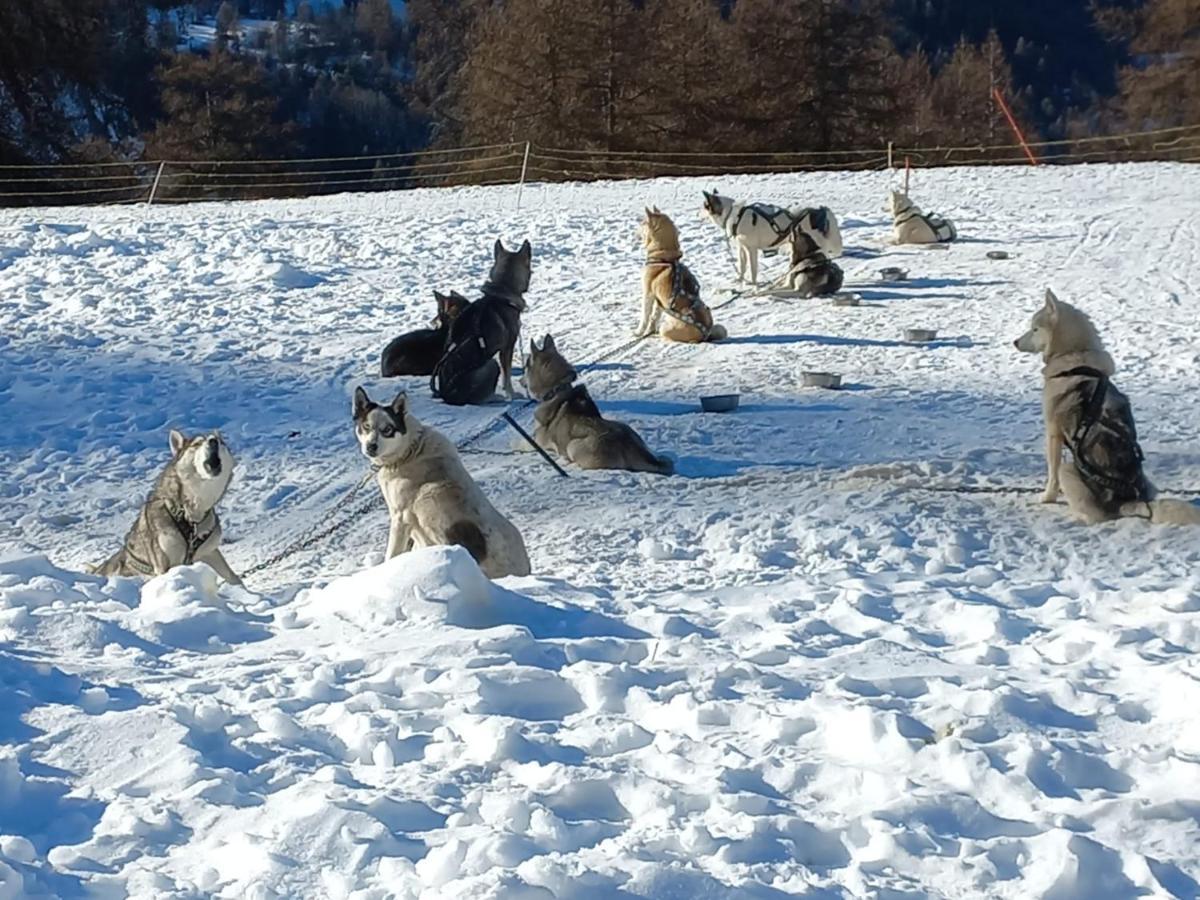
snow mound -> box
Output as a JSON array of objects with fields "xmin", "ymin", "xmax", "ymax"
[
  {"xmin": 294, "ymin": 545, "xmax": 493, "ymax": 628},
  {"xmin": 132, "ymin": 564, "xmax": 269, "ymax": 651}
]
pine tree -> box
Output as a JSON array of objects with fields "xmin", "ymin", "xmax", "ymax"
[
  {"xmin": 929, "ymin": 31, "xmax": 1029, "ymax": 149},
  {"xmin": 355, "ymin": 0, "xmax": 394, "ymax": 56},
  {"xmin": 1107, "ymin": 0, "xmax": 1200, "ymax": 130},
  {"xmin": 216, "ymin": 2, "xmax": 239, "ymax": 51},
  {"xmin": 723, "ymin": 0, "xmax": 906, "ymax": 151},
  {"xmin": 143, "ymin": 51, "xmax": 291, "ymax": 161}
]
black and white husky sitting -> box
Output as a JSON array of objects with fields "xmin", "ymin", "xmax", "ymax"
[
  {"xmin": 702, "ymin": 189, "xmax": 843, "ymax": 284},
  {"xmin": 785, "ymin": 230, "xmax": 844, "ymax": 297},
  {"xmin": 522, "ymin": 334, "xmax": 674, "ymax": 475},
  {"xmin": 94, "ymin": 430, "xmax": 242, "ymax": 584}
]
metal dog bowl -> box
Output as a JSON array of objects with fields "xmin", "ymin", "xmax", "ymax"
[
  {"xmin": 801, "ymin": 372, "xmax": 842, "ymax": 389},
  {"xmin": 904, "ymin": 328, "xmax": 939, "ymax": 342},
  {"xmin": 831, "ymin": 292, "xmax": 861, "ymax": 307},
  {"xmin": 879, "ymin": 266, "xmax": 908, "ymax": 282},
  {"xmin": 986, "ymin": 250, "xmax": 1010, "ymax": 260},
  {"xmin": 700, "ymin": 393, "xmax": 740, "ymax": 413}
]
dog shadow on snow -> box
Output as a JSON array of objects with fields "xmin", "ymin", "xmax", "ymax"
[
  {"xmin": 452, "ymin": 582, "xmax": 650, "ymax": 642},
  {"xmin": 723, "ymin": 333, "xmax": 976, "ymax": 350}
]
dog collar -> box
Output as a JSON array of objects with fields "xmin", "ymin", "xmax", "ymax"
[{"xmin": 540, "ymin": 381, "xmax": 577, "ymax": 403}]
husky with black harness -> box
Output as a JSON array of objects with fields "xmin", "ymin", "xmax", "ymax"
[
  {"xmin": 431, "ymin": 240, "xmax": 531, "ymax": 405},
  {"xmin": 93, "ymin": 430, "xmax": 243, "ymax": 583},
  {"xmin": 1014, "ymin": 289, "xmax": 1200, "ymax": 525},
  {"xmin": 702, "ymin": 190, "xmax": 843, "ymax": 285},
  {"xmin": 522, "ymin": 333, "xmax": 674, "ymax": 474},
  {"xmin": 637, "ymin": 207, "xmax": 727, "ymax": 343},
  {"xmin": 888, "ymin": 190, "xmax": 957, "ymax": 245},
  {"xmin": 784, "ymin": 228, "xmax": 844, "ymax": 297}
]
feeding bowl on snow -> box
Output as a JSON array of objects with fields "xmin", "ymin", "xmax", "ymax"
[
  {"xmin": 801, "ymin": 372, "xmax": 843, "ymax": 389},
  {"xmin": 987, "ymin": 250, "xmax": 1010, "ymax": 260},
  {"xmin": 700, "ymin": 393, "xmax": 740, "ymax": 413},
  {"xmin": 832, "ymin": 292, "xmax": 861, "ymax": 307},
  {"xmin": 879, "ymin": 266, "xmax": 908, "ymax": 282},
  {"xmin": 904, "ymin": 328, "xmax": 939, "ymax": 342}
]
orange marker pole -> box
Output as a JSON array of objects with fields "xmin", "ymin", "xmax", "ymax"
[{"xmin": 993, "ymin": 87, "xmax": 1038, "ymax": 166}]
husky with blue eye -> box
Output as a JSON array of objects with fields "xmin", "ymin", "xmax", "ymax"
[{"xmin": 352, "ymin": 386, "xmax": 531, "ymax": 577}]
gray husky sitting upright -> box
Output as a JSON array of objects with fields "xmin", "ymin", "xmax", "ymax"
[
  {"xmin": 94, "ymin": 430, "xmax": 242, "ymax": 583},
  {"xmin": 523, "ymin": 334, "xmax": 674, "ymax": 475},
  {"xmin": 1014, "ymin": 289, "xmax": 1200, "ymax": 525},
  {"xmin": 353, "ymin": 386, "xmax": 531, "ymax": 577}
]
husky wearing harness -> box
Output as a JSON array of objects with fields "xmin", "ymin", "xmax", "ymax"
[
  {"xmin": 637, "ymin": 207, "xmax": 727, "ymax": 343},
  {"xmin": 1014, "ymin": 289, "xmax": 1200, "ymax": 525},
  {"xmin": 702, "ymin": 190, "xmax": 843, "ymax": 285},
  {"xmin": 522, "ymin": 334, "xmax": 674, "ymax": 475},
  {"xmin": 93, "ymin": 430, "xmax": 243, "ymax": 584},
  {"xmin": 888, "ymin": 190, "xmax": 957, "ymax": 245},
  {"xmin": 785, "ymin": 229, "xmax": 844, "ymax": 297},
  {"xmin": 432, "ymin": 240, "xmax": 531, "ymax": 405},
  {"xmin": 353, "ymin": 387, "xmax": 531, "ymax": 577},
  {"xmin": 381, "ymin": 290, "xmax": 470, "ymax": 378}
]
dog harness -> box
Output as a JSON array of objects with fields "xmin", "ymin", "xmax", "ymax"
[
  {"xmin": 122, "ymin": 505, "xmax": 215, "ymax": 576},
  {"xmin": 1052, "ymin": 365, "xmax": 1146, "ymax": 497},
  {"xmin": 728, "ymin": 204, "xmax": 814, "ymax": 248},
  {"xmin": 644, "ymin": 259, "xmax": 711, "ymax": 339},
  {"xmin": 894, "ymin": 200, "xmax": 954, "ymax": 241}
]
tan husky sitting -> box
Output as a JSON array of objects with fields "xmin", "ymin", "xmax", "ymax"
[{"xmin": 636, "ymin": 207, "xmax": 727, "ymax": 343}]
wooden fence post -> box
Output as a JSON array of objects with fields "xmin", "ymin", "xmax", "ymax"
[
  {"xmin": 146, "ymin": 161, "xmax": 166, "ymax": 205},
  {"xmin": 515, "ymin": 142, "xmax": 532, "ymax": 210}
]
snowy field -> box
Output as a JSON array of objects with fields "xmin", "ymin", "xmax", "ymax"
[{"xmin": 2, "ymin": 163, "xmax": 1200, "ymax": 898}]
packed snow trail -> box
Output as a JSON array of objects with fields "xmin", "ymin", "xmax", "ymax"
[{"xmin": 1, "ymin": 164, "xmax": 1199, "ymax": 897}]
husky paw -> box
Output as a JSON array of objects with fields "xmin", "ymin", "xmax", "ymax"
[{"xmin": 1040, "ymin": 489, "xmax": 1058, "ymax": 504}]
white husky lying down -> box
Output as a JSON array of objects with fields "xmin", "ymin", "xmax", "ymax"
[{"xmin": 888, "ymin": 190, "xmax": 957, "ymax": 244}]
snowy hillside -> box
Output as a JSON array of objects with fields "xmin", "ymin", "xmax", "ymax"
[{"xmin": 2, "ymin": 163, "xmax": 1199, "ymax": 898}]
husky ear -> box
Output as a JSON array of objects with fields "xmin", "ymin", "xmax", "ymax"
[
  {"xmin": 518, "ymin": 239, "xmax": 531, "ymax": 261},
  {"xmin": 353, "ymin": 386, "xmax": 371, "ymax": 419},
  {"xmin": 390, "ymin": 391, "xmax": 407, "ymax": 414},
  {"xmin": 1044, "ymin": 288, "xmax": 1060, "ymax": 317},
  {"xmin": 169, "ymin": 429, "xmax": 187, "ymax": 455},
  {"xmin": 493, "ymin": 239, "xmax": 505, "ymax": 260},
  {"xmin": 543, "ymin": 333, "xmax": 557, "ymax": 353},
  {"xmin": 530, "ymin": 338, "xmax": 539, "ymax": 356},
  {"xmin": 644, "ymin": 206, "xmax": 653, "ymax": 218}
]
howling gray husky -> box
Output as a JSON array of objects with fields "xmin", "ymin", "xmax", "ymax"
[
  {"xmin": 522, "ymin": 334, "xmax": 674, "ymax": 475},
  {"xmin": 1014, "ymin": 289, "xmax": 1200, "ymax": 525},
  {"xmin": 94, "ymin": 430, "xmax": 242, "ymax": 583}
]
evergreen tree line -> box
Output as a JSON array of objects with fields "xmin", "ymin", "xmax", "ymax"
[{"xmin": 0, "ymin": 0, "xmax": 1196, "ymax": 174}]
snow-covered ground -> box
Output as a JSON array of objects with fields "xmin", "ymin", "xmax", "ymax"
[{"xmin": 2, "ymin": 164, "xmax": 1199, "ymax": 898}]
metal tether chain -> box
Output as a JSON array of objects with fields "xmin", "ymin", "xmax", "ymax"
[
  {"xmin": 240, "ymin": 330, "xmax": 651, "ymax": 578},
  {"xmin": 240, "ymin": 469, "xmax": 379, "ymax": 578}
]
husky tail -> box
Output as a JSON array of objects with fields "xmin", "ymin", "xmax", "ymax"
[{"xmin": 1122, "ymin": 498, "xmax": 1200, "ymax": 525}]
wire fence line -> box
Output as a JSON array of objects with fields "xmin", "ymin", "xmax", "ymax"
[{"xmin": 2, "ymin": 124, "xmax": 1198, "ymax": 208}]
